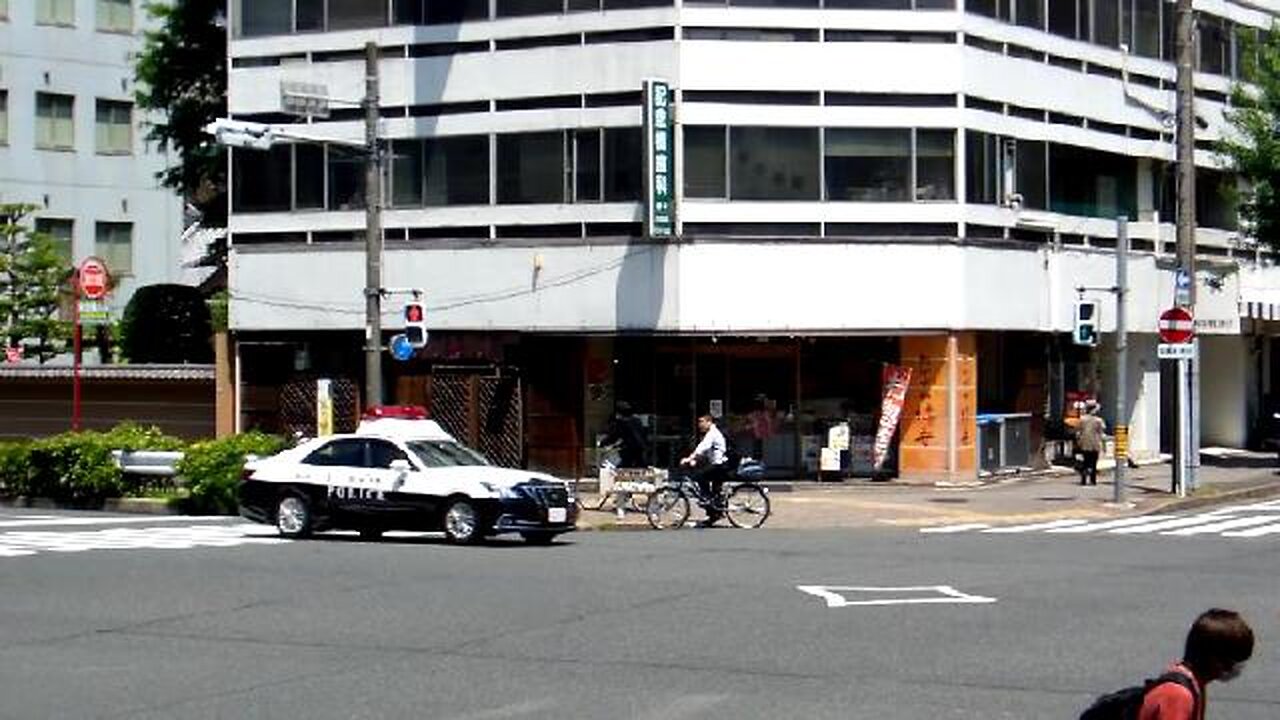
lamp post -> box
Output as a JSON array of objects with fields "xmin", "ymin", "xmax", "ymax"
[{"xmin": 207, "ymin": 41, "xmax": 385, "ymax": 409}]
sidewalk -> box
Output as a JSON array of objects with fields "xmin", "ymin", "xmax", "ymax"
[{"xmin": 575, "ymin": 453, "xmax": 1280, "ymax": 531}]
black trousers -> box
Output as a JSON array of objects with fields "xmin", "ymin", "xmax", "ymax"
[
  {"xmin": 692, "ymin": 464, "xmax": 729, "ymax": 512},
  {"xmin": 1079, "ymin": 450, "xmax": 1099, "ymax": 485}
]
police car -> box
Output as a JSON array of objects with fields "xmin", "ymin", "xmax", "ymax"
[{"xmin": 238, "ymin": 406, "xmax": 577, "ymax": 544}]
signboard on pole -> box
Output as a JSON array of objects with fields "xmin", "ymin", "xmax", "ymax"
[
  {"xmin": 1157, "ymin": 343, "xmax": 1197, "ymax": 360},
  {"xmin": 873, "ymin": 365, "xmax": 913, "ymax": 470},
  {"xmin": 316, "ymin": 379, "xmax": 334, "ymax": 437},
  {"xmin": 1158, "ymin": 307, "xmax": 1194, "ymax": 344},
  {"xmin": 77, "ymin": 300, "xmax": 110, "ymax": 325},
  {"xmin": 77, "ymin": 257, "xmax": 109, "ymax": 301},
  {"xmin": 643, "ymin": 79, "xmax": 674, "ymax": 238},
  {"xmin": 1174, "ymin": 268, "xmax": 1192, "ymax": 307}
]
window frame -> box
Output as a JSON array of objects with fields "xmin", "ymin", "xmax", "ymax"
[
  {"xmin": 34, "ymin": 218, "xmax": 75, "ymax": 262},
  {"xmin": 35, "ymin": 92, "xmax": 76, "ymax": 151},
  {"xmin": 95, "ymin": 99, "xmax": 133, "ymax": 155},
  {"xmin": 0, "ymin": 90, "xmax": 7, "ymax": 146},
  {"xmin": 94, "ymin": 221, "xmax": 133, "ymax": 277},
  {"xmin": 36, "ymin": 0, "xmax": 76, "ymax": 26},
  {"xmin": 96, "ymin": 0, "xmax": 133, "ymax": 33}
]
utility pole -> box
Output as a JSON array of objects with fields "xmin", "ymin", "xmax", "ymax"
[
  {"xmin": 1114, "ymin": 217, "xmax": 1129, "ymax": 503},
  {"xmin": 1175, "ymin": 0, "xmax": 1198, "ymax": 493},
  {"xmin": 363, "ymin": 41, "xmax": 384, "ymax": 410}
]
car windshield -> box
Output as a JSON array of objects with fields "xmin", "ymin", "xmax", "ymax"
[{"xmin": 406, "ymin": 440, "xmax": 489, "ymax": 468}]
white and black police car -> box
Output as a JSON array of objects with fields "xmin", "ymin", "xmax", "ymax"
[{"xmin": 239, "ymin": 406, "xmax": 577, "ymax": 544}]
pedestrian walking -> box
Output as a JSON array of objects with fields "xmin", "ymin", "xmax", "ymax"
[
  {"xmin": 1076, "ymin": 401, "xmax": 1106, "ymax": 486},
  {"xmin": 1080, "ymin": 608, "xmax": 1254, "ymax": 720}
]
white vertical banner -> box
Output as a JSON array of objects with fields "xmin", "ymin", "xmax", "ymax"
[
  {"xmin": 316, "ymin": 379, "xmax": 334, "ymax": 437},
  {"xmin": 643, "ymin": 78, "xmax": 674, "ymax": 238}
]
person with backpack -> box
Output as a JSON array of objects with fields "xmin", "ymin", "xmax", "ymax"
[{"xmin": 1080, "ymin": 608, "xmax": 1254, "ymax": 720}]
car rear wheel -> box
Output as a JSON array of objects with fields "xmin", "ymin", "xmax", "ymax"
[
  {"xmin": 443, "ymin": 499, "xmax": 482, "ymax": 544},
  {"xmin": 276, "ymin": 495, "xmax": 312, "ymax": 539}
]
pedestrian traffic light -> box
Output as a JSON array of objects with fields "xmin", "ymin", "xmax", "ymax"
[
  {"xmin": 1073, "ymin": 300, "xmax": 1100, "ymax": 347},
  {"xmin": 403, "ymin": 301, "xmax": 427, "ymax": 348}
]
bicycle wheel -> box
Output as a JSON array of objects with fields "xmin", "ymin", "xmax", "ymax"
[
  {"xmin": 646, "ymin": 488, "xmax": 690, "ymax": 530},
  {"xmin": 628, "ymin": 492, "xmax": 649, "ymax": 514},
  {"xmin": 724, "ymin": 484, "xmax": 770, "ymax": 529}
]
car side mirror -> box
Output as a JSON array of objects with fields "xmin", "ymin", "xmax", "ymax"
[{"xmin": 389, "ymin": 459, "xmax": 412, "ymax": 474}]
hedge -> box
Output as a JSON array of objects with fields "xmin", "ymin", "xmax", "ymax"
[
  {"xmin": 178, "ymin": 432, "xmax": 288, "ymax": 514},
  {"xmin": 0, "ymin": 424, "xmax": 185, "ymax": 505}
]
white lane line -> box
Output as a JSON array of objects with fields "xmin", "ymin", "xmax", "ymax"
[
  {"xmin": 1045, "ymin": 515, "xmax": 1176, "ymax": 533},
  {"xmin": 1222, "ymin": 522, "xmax": 1280, "ymax": 538},
  {"xmin": 920, "ymin": 523, "xmax": 992, "ymax": 534},
  {"xmin": 982, "ymin": 519, "xmax": 1092, "ymax": 534},
  {"xmin": 796, "ymin": 585, "xmax": 997, "ymax": 608},
  {"xmin": 1162, "ymin": 516, "xmax": 1280, "ymax": 536},
  {"xmin": 1108, "ymin": 513, "xmax": 1233, "ymax": 534},
  {"xmin": 0, "ymin": 516, "xmax": 233, "ymax": 529}
]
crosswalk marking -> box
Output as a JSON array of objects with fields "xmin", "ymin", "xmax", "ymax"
[
  {"xmin": 0, "ymin": 523, "xmax": 285, "ymax": 559},
  {"xmin": 1044, "ymin": 515, "xmax": 1175, "ymax": 533},
  {"xmin": 920, "ymin": 506, "xmax": 1280, "ymax": 541},
  {"xmin": 0, "ymin": 515, "xmax": 231, "ymax": 529}
]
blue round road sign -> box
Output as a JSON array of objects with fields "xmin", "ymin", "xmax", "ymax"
[{"xmin": 390, "ymin": 334, "xmax": 414, "ymax": 361}]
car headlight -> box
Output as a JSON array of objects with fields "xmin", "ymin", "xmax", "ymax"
[{"xmin": 480, "ymin": 482, "xmax": 519, "ymax": 499}]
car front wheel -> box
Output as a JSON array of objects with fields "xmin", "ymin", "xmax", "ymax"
[
  {"xmin": 276, "ymin": 494, "xmax": 312, "ymax": 539},
  {"xmin": 443, "ymin": 499, "xmax": 482, "ymax": 544}
]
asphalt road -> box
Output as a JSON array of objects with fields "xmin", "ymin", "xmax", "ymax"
[{"xmin": 1, "ymin": 512, "xmax": 1277, "ymax": 719}]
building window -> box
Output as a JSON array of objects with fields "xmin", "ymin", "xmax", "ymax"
[
  {"xmin": 95, "ymin": 222, "xmax": 133, "ymax": 276},
  {"xmin": 498, "ymin": 132, "xmax": 566, "ymax": 204},
  {"xmin": 496, "ymin": 0, "xmax": 564, "ymax": 17},
  {"xmin": 395, "ymin": 0, "xmax": 489, "ymax": 23},
  {"xmin": 730, "ymin": 127, "xmax": 819, "ymax": 200},
  {"xmin": 425, "ymin": 136, "xmax": 490, "ymax": 205},
  {"xmin": 1198, "ymin": 15, "xmax": 1229, "ymax": 75},
  {"xmin": 0, "ymin": 0, "xmax": 8, "ymax": 20},
  {"xmin": 825, "ymin": 129, "xmax": 910, "ymax": 202},
  {"xmin": 294, "ymin": 144, "xmax": 326, "ymax": 209},
  {"xmin": 684, "ymin": 126, "xmax": 727, "ymax": 199},
  {"xmin": 36, "ymin": 93, "xmax": 75, "ymax": 151},
  {"xmin": 237, "ymin": 0, "xmax": 292, "ymax": 36},
  {"xmin": 97, "ymin": 0, "xmax": 132, "ymax": 32},
  {"xmin": 1048, "ymin": 144, "xmax": 1137, "ymax": 219},
  {"xmin": 1015, "ymin": 0, "xmax": 1044, "ymax": 29},
  {"xmin": 328, "ymin": 150, "xmax": 367, "ymax": 211},
  {"xmin": 0, "ymin": 91, "xmax": 7, "ymax": 146},
  {"xmin": 37, "ymin": 0, "xmax": 76, "ymax": 25},
  {"xmin": 35, "ymin": 218, "xmax": 74, "ymax": 261},
  {"xmin": 574, "ymin": 130, "xmax": 602, "ymax": 202},
  {"xmin": 604, "ymin": 128, "xmax": 642, "ymax": 202},
  {"xmin": 232, "ymin": 146, "xmax": 292, "ymax": 212},
  {"xmin": 1014, "ymin": 139, "xmax": 1047, "ymax": 209},
  {"xmin": 1131, "ymin": 0, "xmax": 1160, "ymax": 58},
  {"xmin": 95, "ymin": 100, "xmax": 132, "ymax": 154},
  {"xmin": 1047, "ymin": 0, "xmax": 1078, "ymax": 38},
  {"xmin": 915, "ymin": 130, "xmax": 956, "ymax": 201},
  {"xmin": 328, "ymin": 0, "xmax": 387, "ymax": 31},
  {"xmin": 965, "ymin": 131, "xmax": 1001, "ymax": 205}
]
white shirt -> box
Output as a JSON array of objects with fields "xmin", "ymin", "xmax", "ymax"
[{"xmin": 691, "ymin": 424, "xmax": 727, "ymax": 466}]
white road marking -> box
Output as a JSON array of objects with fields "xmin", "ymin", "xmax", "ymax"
[
  {"xmin": 1045, "ymin": 515, "xmax": 1176, "ymax": 533},
  {"xmin": 1222, "ymin": 522, "xmax": 1280, "ymax": 538},
  {"xmin": 796, "ymin": 585, "xmax": 997, "ymax": 608},
  {"xmin": 981, "ymin": 519, "xmax": 1092, "ymax": 533},
  {"xmin": 0, "ymin": 515, "xmax": 234, "ymax": 529},
  {"xmin": 1212, "ymin": 500, "xmax": 1280, "ymax": 514},
  {"xmin": 1107, "ymin": 513, "xmax": 1235, "ymax": 534},
  {"xmin": 1161, "ymin": 516, "xmax": 1280, "ymax": 536},
  {"xmin": 920, "ymin": 523, "xmax": 993, "ymax": 534},
  {"xmin": 0, "ymin": 523, "xmax": 286, "ymax": 559}
]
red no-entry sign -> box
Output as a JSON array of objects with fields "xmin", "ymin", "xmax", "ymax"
[
  {"xmin": 1158, "ymin": 307, "xmax": 1194, "ymax": 344},
  {"xmin": 78, "ymin": 257, "xmax": 109, "ymax": 300}
]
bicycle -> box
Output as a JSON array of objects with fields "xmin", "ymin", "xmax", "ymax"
[
  {"xmin": 645, "ymin": 460, "xmax": 771, "ymax": 530},
  {"xmin": 573, "ymin": 450, "xmax": 655, "ymax": 515}
]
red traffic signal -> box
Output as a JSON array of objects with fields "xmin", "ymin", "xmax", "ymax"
[{"xmin": 403, "ymin": 301, "xmax": 427, "ymax": 348}]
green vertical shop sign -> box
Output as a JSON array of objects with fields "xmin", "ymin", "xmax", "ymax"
[{"xmin": 644, "ymin": 79, "xmax": 674, "ymax": 238}]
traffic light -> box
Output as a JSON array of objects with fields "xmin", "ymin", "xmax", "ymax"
[
  {"xmin": 1073, "ymin": 300, "xmax": 1100, "ymax": 347},
  {"xmin": 403, "ymin": 301, "xmax": 427, "ymax": 348}
]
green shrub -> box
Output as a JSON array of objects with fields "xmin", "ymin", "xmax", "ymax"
[
  {"xmin": 179, "ymin": 432, "xmax": 287, "ymax": 514},
  {"xmin": 0, "ymin": 441, "xmax": 33, "ymax": 498},
  {"xmin": 21, "ymin": 424, "xmax": 185, "ymax": 505}
]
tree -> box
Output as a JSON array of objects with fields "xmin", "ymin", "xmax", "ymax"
[
  {"xmin": 120, "ymin": 284, "xmax": 214, "ymax": 364},
  {"xmin": 1219, "ymin": 23, "xmax": 1280, "ymax": 250},
  {"xmin": 0, "ymin": 204, "xmax": 72, "ymax": 363},
  {"xmin": 135, "ymin": 0, "xmax": 227, "ymax": 230}
]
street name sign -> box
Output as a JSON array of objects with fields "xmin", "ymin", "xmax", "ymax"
[{"xmin": 1158, "ymin": 307, "xmax": 1194, "ymax": 344}]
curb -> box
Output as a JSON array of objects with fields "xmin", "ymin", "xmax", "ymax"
[
  {"xmin": 1, "ymin": 496, "xmax": 191, "ymax": 516},
  {"xmin": 1143, "ymin": 482, "xmax": 1280, "ymax": 514}
]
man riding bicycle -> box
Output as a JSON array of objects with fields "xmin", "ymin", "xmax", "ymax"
[{"xmin": 680, "ymin": 414, "xmax": 729, "ymax": 526}]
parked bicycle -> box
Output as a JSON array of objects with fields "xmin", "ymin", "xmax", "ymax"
[
  {"xmin": 645, "ymin": 458, "xmax": 770, "ymax": 529},
  {"xmin": 573, "ymin": 447, "xmax": 655, "ymax": 515}
]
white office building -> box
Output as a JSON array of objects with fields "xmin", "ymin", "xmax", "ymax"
[
  {"xmin": 0, "ymin": 0, "xmax": 185, "ymax": 319},
  {"xmin": 224, "ymin": 0, "xmax": 1280, "ymax": 479}
]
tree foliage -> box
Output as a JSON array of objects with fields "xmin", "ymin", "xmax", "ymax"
[
  {"xmin": 0, "ymin": 204, "xmax": 72, "ymax": 363},
  {"xmin": 120, "ymin": 284, "xmax": 214, "ymax": 364},
  {"xmin": 135, "ymin": 0, "xmax": 227, "ymax": 228},
  {"xmin": 1220, "ymin": 23, "xmax": 1280, "ymax": 249}
]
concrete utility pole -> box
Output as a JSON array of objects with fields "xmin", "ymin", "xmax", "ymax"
[
  {"xmin": 1175, "ymin": 0, "xmax": 1198, "ymax": 492},
  {"xmin": 363, "ymin": 41, "xmax": 384, "ymax": 409},
  {"xmin": 1114, "ymin": 217, "xmax": 1129, "ymax": 503}
]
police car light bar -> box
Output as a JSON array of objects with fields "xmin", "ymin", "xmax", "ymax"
[{"xmin": 363, "ymin": 405, "xmax": 429, "ymax": 420}]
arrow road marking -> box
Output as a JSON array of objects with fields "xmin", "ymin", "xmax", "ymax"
[{"xmin": 796, "ymin": 585, "xmax": 997, "ymax": 608}]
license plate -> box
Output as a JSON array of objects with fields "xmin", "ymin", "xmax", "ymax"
[{"xmin": 548, "ymin": 507, "xmax": 567, "ymax": 523}]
